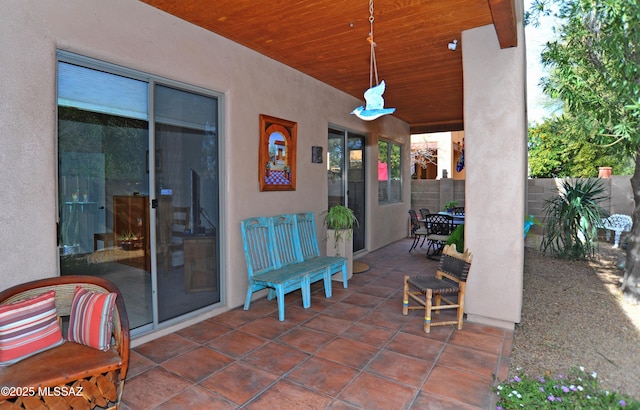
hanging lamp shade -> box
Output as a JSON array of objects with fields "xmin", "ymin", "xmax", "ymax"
[{"xmin": 351, "ymin": 0, "xmax": 395, "ymax": 121}]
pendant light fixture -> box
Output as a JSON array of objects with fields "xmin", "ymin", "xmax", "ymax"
[{"xmin": 351, "ymin": 0, "xmax": 396, "ymax": 121}]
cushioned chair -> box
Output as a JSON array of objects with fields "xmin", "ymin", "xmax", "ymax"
[
  {"xmin": 0, "ymin": 275, "xmax": 129, "ymax": 409},
  {"xmin": 452, "ymin": 206, "xmax": 465, "ymax": 216},
  {"xmin": 402, "ymin": 244, "xmax": 472, "ymax": 333},
  {"xmin": 424, "ymin": 213, "xmax": 454, "ymax": 259},
  {"xmin": 408, "ymin": 210, "xmax": 429, "ymax": 252}
]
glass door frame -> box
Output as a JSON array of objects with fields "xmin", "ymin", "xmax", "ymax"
[
  {"xmin": 147, "ymin": 78, "xmax": 226, "ymax": 333},
  {"xmin": 149, "ymin": 80, "xmax": 224, "ymax": 327},
  {"xmin": 55, "ymin": 50, "xmax": 226, "ymax": 338},
  {"xmin": 327, "ymin": 125, "xmax": 367, "ymax": 254}
]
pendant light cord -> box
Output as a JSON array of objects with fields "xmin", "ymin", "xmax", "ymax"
[{"xmin": 368, "ymin": 0, "xmax": 379, "ymax": 88}]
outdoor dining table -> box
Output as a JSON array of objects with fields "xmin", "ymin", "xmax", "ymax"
[
  {"xmin": 437, "ymin": 211, "xmax": 464, "ymax": 226},
  {"xmin": 419, "ymin": 212, "xmax": 464, "ymax": 228}
]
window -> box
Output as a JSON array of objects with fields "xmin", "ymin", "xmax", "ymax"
[{"xmin": 378, "ymin": 139, "xmax": 402, "ymax": 203}]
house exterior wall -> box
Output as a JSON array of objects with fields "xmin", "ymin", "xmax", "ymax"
[
  {"xmin": 412, "ymin": 132, "xmax": 454, "ymax": 180},
  {"xmin": 411, "ymin": 131, "xmax": 466, "ymax": 181},
  {"xmin": 462, "ymin": 6, "xmax": 527, "ymax": 328},
  {"xmin": 0, "ymin": 0, "xmax": 410, "ymax": 340}
]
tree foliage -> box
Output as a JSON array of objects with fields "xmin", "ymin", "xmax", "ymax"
[
  {"xmin": 529, "ymin": 0, "xmax": 640, "ymax": 301},
  {"xmin": 528, "ymin": 115, "xmax": 634, "ymax": 178}
]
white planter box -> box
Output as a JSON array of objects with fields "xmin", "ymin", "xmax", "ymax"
[{"xmin": 326, "ymin": 229, "xmax": 353, "ymax": 281}]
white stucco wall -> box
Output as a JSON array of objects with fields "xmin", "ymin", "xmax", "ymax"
[
  {"xmin": 462, "ymin": 10, "xmax": 527, "ymax": 327},
  {"xmin": 0, "ymin": 0, "xmax": 410, "ymax": 338}
]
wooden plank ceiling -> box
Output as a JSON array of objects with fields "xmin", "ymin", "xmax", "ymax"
[{"xmin": 142, "ymin": 0, "xmax": 517, "ymax": 133}]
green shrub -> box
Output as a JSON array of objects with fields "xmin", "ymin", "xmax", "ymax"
[{"xmin": 445, "ymin": 223, "xmax": 464, "ymax": 252}]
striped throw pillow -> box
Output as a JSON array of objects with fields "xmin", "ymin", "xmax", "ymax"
[
  {"xmin": 0, "ymin": 290, "xmax": 64, "ymax": 366},
  {"xmin": 67, "ymin": 286, "xmax": 117, "ymax": 351}
]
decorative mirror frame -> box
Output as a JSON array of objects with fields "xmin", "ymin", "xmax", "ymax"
[{"xmin": 259, "ymin": 114, "xmax": 297, "ymax": 191}]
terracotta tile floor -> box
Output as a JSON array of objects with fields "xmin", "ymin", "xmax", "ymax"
[{"xmin": 122, "ymin": 239, "xmax": 512, "ymax": 409}]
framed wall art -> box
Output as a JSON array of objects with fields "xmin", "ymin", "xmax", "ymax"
[{"xmin": 259, "ymin": 114, "xmax": 297, "ymax": 191}]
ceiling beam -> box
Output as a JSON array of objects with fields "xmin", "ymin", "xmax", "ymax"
[
  {"xmin": 488, "ymin": 0, "xmax": 518, "ymax": 48},
  {"xmin": 410, "ymin": 120, "xmax": 464, "ymax": 135}
]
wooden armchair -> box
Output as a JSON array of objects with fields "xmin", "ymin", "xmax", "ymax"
[
  {"xmin": 402, "ymin": 244, "xmax": 472, "ymax": 333},
  {"xmin": 0, "ymin": 275, "xmax": 129, "ymax": 409}
]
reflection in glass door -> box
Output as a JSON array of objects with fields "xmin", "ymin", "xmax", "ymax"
[
  {"xmin": 327, "ymin": 128, "xmax": 366, "ymax": 252},
  {"xmin": 57, "ymin": 54, "xmax": 222, "ymax": 332},
  {"xmin": 57, "ymin": 60, "xmax": 153, "ymax": 331},
  {"xmin": 154, "ymin": 85, "xmax": 220, "ymax": 323}
]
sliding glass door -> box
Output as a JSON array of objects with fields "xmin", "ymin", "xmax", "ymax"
[
  {"xmin": 58, "ymin": 60, "xmax": 153, "ymax": 330},
  {"xmin": 57, "ymin": 52, "xmax": 221, "ymax": 332},
  {"xmin": 327, "ymin": 127, "xmax": 366, "ymax": 252},
  {"xmin": 154, "ymin": 84, "xmax": 220, "ymax": 322}
]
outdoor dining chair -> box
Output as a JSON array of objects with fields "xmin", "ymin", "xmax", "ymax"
[
  {"xmin": 424, "ymin": 213, "xmax": 454, "ymax": 259},
  {"xmin": 408, "ymin": 210, "xmax": 429, "ymax": 253},
  {"xmin": 403, "ymin": 244, "xmax": 473, "ymax": 333}
]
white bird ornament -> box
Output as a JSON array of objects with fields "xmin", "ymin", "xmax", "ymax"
[{"xmin": 351, "ymin": 80, "xmax": 396, "ymax": 121}]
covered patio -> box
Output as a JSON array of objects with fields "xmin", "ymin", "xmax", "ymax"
[
  {"xmin": 123, "ymin": 239, "xmax": 512, "ymax": 409},
  {"xmin": 2, "ymin": 0, "xmax": 527, "ymax": 342}
]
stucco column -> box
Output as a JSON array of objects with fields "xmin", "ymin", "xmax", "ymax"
[{"xmin": 461, "ymin": 13, "xmax": 527, "ymax": 328}]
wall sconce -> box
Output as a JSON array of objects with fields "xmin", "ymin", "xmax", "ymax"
[{"xmin": 448, "ymin": 39, "xmax": 458, "ymax": 51}]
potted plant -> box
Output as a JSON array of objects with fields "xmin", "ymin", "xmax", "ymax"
[
  {"xmin": 324, "ymin": 205, "xmax": 358, "ymax": 281},
  {"xmin": 444, "ymin": 200, "xmax": 458, "ymax": 213}
]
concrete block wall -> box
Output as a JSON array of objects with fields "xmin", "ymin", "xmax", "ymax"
[
  {"xmin": 412, "ymin": 176, "xmax": 634, "ymax": 237},
  {"xmin": 410, "ymin": 179, "xmax": 466, "ymax": 215},
  {"xmin": 525, "ymin": 176, "xmax": 633, "ymax": 236}
]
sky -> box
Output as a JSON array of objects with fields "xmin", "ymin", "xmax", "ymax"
[{"xmin": 524, "ymin": 0, "xmax": 560, "ymax": 124}]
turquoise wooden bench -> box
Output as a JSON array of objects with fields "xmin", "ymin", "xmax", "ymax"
[
  {"xmin": 241, "ymin": 213, "xmax": 348, "ymax": 321},
  {"xmin": 294, "ymin": 212, "xmax": 348, "ymax": 290}
]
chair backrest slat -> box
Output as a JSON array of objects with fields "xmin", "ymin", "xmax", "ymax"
[
  {"xmin": 408, "ymin": 209, "xmax": 422, "ymax": 232},
  {"xmin": 295, "ymin": 212, "xmax": 321, "ymax": 261},
  {"xmin": 271, "ymin": 214, "xmax": 303, "ymax": 267},
  {"xmin": 241, "ymin": 217, "xmax": 277, "ymax": 278}
]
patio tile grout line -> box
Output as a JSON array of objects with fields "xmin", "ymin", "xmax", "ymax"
[{"xmin": 128, "ymin": 241, "xmax": 505, "ymax": 409}]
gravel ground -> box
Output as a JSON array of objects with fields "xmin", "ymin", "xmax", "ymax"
[{"xmin": 510, "ymin": 242, "xmax": 640, "ymax": 399}]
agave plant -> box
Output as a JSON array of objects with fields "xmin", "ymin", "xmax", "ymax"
[{"xmin": 540, "ymin": 178, "xmax": 608, "ymax": 259}]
